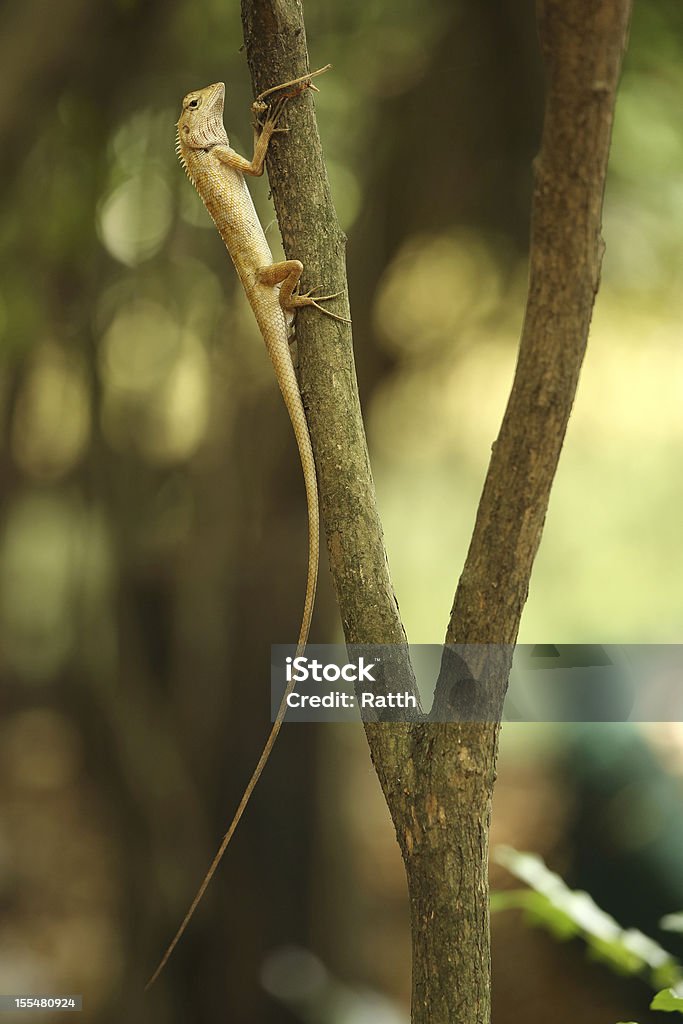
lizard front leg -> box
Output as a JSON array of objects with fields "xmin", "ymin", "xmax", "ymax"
[
  {"xmin": 212, "ymin": 127, "xmax": 273, "ymax": 177},
  {"xmin": 213, "ymin": 95, "xmax": 289, "ymax": 177},
  {"xmin": 258, "ymin": 260, "xmax": 351, "ymax": 324}
]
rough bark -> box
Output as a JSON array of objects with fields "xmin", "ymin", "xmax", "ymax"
[{"xmin": 241, "ymin": 1, "xmax": 632, "ymax": 1021}]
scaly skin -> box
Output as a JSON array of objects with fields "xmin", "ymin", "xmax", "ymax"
[
  {"xmin": 146, "ymin": 77, "xmax": 342, "ymax": 990},
  {"xmin": 176, "ymin": 84, "xmax": 320, "ymax": 652}
]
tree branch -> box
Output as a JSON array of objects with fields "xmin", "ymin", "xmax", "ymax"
[
  {"xmin": 408, "ymin": 4, "xmax": 633, "ymax": 1023},
  {"xmin": 444, "ymin": 0, "xmax": 632, "ymax": 652}
]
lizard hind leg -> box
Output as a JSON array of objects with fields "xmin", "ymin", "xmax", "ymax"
[{"xmin": 257, "ymin": 260, "xmax": 351, "ymax": 324}]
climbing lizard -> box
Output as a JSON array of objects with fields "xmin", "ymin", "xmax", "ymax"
[{"xmin": 146, "ymin": 69, "xmax": 347, "ymax": 989}]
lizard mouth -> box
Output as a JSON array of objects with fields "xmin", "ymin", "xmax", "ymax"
[
  {"xmin": 205, "ymin": 82, "xmax": 226, "ymax": 109},
  {"xmin": 202, "ymin": 82, "xmax": 226, "ymax": 139}
]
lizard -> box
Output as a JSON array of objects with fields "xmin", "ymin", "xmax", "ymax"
[{"xmin": 146, "ymin": 68, "xmax": 348, "ymax": 990}]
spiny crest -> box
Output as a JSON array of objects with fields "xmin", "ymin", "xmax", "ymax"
[{"xmin": 175, "ymin": 127, "xmax": 196, "ymax": 186}]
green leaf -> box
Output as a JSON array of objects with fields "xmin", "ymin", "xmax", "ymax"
[
  {"xmin": 661, "ymin": 915, "xmax": 683, "ymax": 935},
  {"xmin": 651, "ymin": 988, "xmax": 683, "ymax": 1012}
]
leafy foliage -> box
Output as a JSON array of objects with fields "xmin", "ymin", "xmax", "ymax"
[
  {"xmin": 493, "ymin": 846, "xmax": 682, "ymax": 991},
  {"xmin": 493, "ymin": 848, "xmax": 683, "ymax": 1022}
]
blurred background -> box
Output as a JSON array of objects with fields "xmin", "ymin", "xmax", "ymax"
[{"xmin": 1, "ymin": 0, "xmax": 682, "ymax": 1021}]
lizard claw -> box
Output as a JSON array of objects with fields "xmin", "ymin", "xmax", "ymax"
[
  {"xmin": 268, "ymin": 95, "xmax": 290, "ymax": 124},
  {"xmin": 310, "ymin": 302, "xmax": 352, "ymax": 324},
  {"xmin": 297, "ymin": 288, "xmax": 343, "ymax": 302}
]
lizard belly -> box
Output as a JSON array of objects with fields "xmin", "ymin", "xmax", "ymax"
[
  {"xmin": 184, "ymin": 149, "xmax": 277, "ymax": 291},
  {"xmin": 205, "ymin": 166, "xmax": 274, "ymax": 280}
]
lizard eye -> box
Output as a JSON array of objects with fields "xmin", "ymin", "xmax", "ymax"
[{"xmin": 187, "ymin": 98, "xmax": 200, "ymax": 110}]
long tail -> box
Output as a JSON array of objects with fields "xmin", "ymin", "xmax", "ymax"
[{"xmin": 145, "ymin": 357, "xmax": 318, "ymax": 991}]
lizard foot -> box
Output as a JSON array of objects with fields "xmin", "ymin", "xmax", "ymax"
[
  {"xmin": 292, "ymin": 288, "xmax": 351, "ymax": 324},
  {"xmin": 253, "ymin": 94, "xmax": 290, "ymax": 132}
]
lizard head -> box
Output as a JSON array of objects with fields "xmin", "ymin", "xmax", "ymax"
[{"xmin": 177, "ymin": 82, "xmax": 229, "ymax": 150}]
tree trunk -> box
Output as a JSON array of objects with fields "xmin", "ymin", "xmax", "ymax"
[{"xmin": 241, "ymin": 0, "xmax": 633, "ymax": 1020}]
